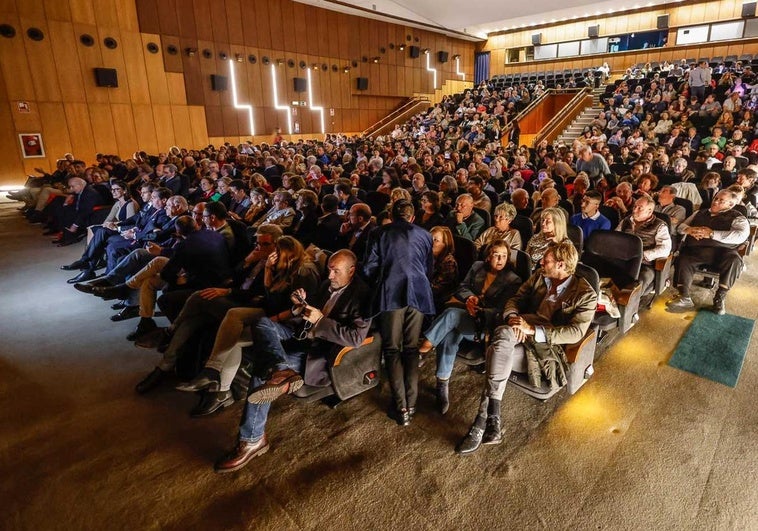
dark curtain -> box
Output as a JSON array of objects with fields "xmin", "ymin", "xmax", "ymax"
[{"xmin": 475, "ymin": 52, "xmax": 490, "ymax": 84}]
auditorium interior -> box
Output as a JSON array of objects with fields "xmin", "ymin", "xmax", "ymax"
[{"xmin": 1, "ymin": 0, "xmax": 757, "ymax": 529}]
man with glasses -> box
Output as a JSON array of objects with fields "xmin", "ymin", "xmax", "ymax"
[
  {"xmin": 213, "ymin": 249, "xmax": 371, "ymax": 473},
  {"xmin": 569, "ymin": 190, "xmax": 611, "ymax": 241}
]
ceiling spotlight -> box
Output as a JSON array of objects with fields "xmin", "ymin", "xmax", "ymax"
[
  {"xmin": 399, "ymin": 44, "xmax": 405, "ymax": 51},
  {"xmin": 452, "ymin": 54, "xmax": 460, "ymax": 60},
  {"xmin": 343, "ymin": 66, "xmax": 350, "ymax": 73},
  {"xmin": 423, "ymin": 48, "xmax": 430, "ymax": 55},
  {"xmin": 372, "ymin": 56, "xmax": 380, "ymax": 63},
  {"xmin": 312, "ymin": 63, "xmax": 319, "ymax": 70},
  {"xmin": 276, "ymin": 58, "xmax": 284, "ymax": 65},
  {"xmin": 235, "ymin": 53, "xmax": 244, "ymax": 62},
  {"xmin": 184, "ymin": 47, "xmax": 197, "ymax": 56}
]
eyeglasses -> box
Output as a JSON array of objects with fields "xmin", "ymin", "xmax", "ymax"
[{"xmin": 296, "ymin": 320, "xmax": 313, "ymax": 341}]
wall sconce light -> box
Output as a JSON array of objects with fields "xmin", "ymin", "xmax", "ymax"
[
  {"xmin": 422, "ymin": 48, "xmax": 430, "ymax": 55},
  {"xmin": 312, "ymin": 63, "xmax": 319, "ymax": 70},
  {"xmin": 235, "ymin": 53, "xmax": 244, "ymax": 62},
  {"xmin": 184, "ymin": 47, "xmax": 197, "ymax": 56},
  {"xmin": 343, "ymin": 66, "xmax": 350, "ymax": 73},
  {"xmin": 276, "ymin": 58, "xmax": 284, "ymax": 66},
  {"xmin": 452, "ymin": 54, "xmax": 461, "ymax": 60},
  {"xmin": 372, "ymin": 56, "xmax": 380, "ymax": 63},
  {"xmin": 398, "ymin": 44, "xmax": 406, "ymax": 51}
]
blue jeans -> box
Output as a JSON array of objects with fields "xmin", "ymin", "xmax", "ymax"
[
  {"xmin": 423, "ymin": 307, "xmax": 477, "ymax": 380},
  {"xmin": 238, "ymin": 318, "xmax": 307, "ymax": 442}
]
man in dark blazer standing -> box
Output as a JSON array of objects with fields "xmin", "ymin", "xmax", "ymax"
[
  {"xmin": 363, "ymin": 200, "xmax": 435, "ymax": 426},
  {"xmin": 213, "ymin": 249, "xmax": 371, "ymax": 473}
]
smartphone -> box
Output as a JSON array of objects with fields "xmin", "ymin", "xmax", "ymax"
[{"xmin": 293, "ymin": 292, "xmax": 306, "ymax": 305}]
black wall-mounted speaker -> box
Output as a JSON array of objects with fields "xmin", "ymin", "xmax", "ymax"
[
  {"xmin": 211, "ymin": 74, "xmax": 227, "ymax": 91},
  {"xmin": 293, "ymin": 77, "xmax": 307, "ymax": 92},
  {"xmin": 356, "ymin": 77, "xmax": 369, "ymax": 91},
  {"xmin": 409, "ymin": 45, "xmax": 420, "ymax": 58},
  {"xmin": 94, "ymin": 68, "xmax": 118, "ymax": 87},
  {"xmin": 657, "ymin": 14, "xmax": 669, "ymax": 30},
  {"xmin": 437, "ymin": 51, "xmax": 449, "ymax": 63},
  {"xmin": 531, "ymin": 33, "xmax": 542, "ymax": 46},
  {"xmin": 742, "ymin": 2, "xmax": 756, "ymax": 17},
  {"xmin": 588, "ymin": 25, "xmax": 599, "ymax": 38}
]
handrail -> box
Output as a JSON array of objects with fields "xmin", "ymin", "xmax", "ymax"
[
  {"xmin": 501, "ymin": 87, "xmax": 585, "ymax": 139},
  {"xmin": 532, "ymin": 88, "xmax": 593, "ymax": 147},
  {"xmin": 361, "ymin": 97, "xmax": 431, "ymax": 137}
]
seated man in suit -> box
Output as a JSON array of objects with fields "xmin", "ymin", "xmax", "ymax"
[
  {"xmin": 456, "ymin": 240, "xmax": 597, "ymax": 455},
  {"xmin": 213, "ymin": 249, "xmax": 371, "ymax": 473},
  {"xmin": 667, "ymin": 189, "xmax": 750, "ymax": 315},
  {"xmin": 338, "ymin": 203, "xmax": 376, "ymax": 263}
]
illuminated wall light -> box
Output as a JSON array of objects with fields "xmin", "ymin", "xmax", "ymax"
[
  {"xmin": 425, "ymin": 51, "xmax": 437, "ymax": 89},
  {"xmin": 228, "ymin": 59, "xmax": 255, "ymax": 136},
  {"xmin": 306, "ymin": 69, "xmax": 325, "ymax": 134},
  {"xmin": 455, "ymin": 56, "xmax": 465, "ymax": 81},
  {"xmin": 269, "ymin": 64, "xmax": 292, "ymax": 134}
]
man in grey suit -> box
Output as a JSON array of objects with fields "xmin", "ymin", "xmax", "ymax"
[{"xmin": 457, "ymin": 240, "xmax": 597, "ymax": 455}]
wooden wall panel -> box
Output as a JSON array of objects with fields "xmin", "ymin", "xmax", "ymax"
[
  {"xmin": 122, "ymin": 32, "xmax": 151, "ymax": 104},
  {"xmin": 88, "ymin": 102, "xmax": 118, "ymax": 154},
  {"xmin": 166, "ymin": 72, "xmax": 187, "ymax": 105},
  {"xmin": 152, "ymin": 104, "xmax": 176, "ymax": 149},
  {"xmin": 68, "ymin": 0, "xmax": 96, "ymax": 25},
  {"xmin": 93, "ymin": 0, "xmax": 120, "ymax": 30},
  {"xmin": 48, "ymin": 21, "xmax": 86, "ymax": 102},
  {"xmin": 161, "ymin": 35, "xmax": 183, "ymax": 73},
  {"xmin": 226, "ymin": 0, "xmax": 244, "ymax": 45},
  {"xmin": 20, "ymin": 19, "xmax": 62, "ymax": 102},
  {"xmin": 192, "ymin": 0, "xmax": 213, "ymax": 42},
  {"xmin": 63, "ymin": 102, "xmax": 95, "ymax": 159},
  {"xmin": 135, "ymin": 0, "xmax": 159, "ymax": 34},
  {"xmin": 74, "ymin": 22, "xmax": 108, "ymax": 104},
  {"xmin": 111, "ymin": 103, "xmax": 139, "ymax": 156},
  {"xmin": 0, "ymin": 15, "xmax": 36, "ymax": 101},
  {"xmin": 96, "ymin": 26, "xmax": 131, "ymax": 104},
  {"xmin": 157, "ymin": 0, "xmax": 179, "ymax": 36},
  {"xmin": 115, "ymin": 0, "xmax": 139, "ymax": 32},
  {"xmin": 253, "ymin": 0, "xmax": 271, "ymax": 50},
  {"xmin": 187, "ymin": 105, "xmax": 209, "ymax": 147},
  {"xmin": 132, "ymin": 103, "xmax": 159, "ymax": 152},
  {"xmin": 141, "ymin": 32, "xmax": 170, "ymax": 104},
  {"xmin": 15, "ymin": 0, "xmax": 44, "ymax": 19},
  {"xmin": 180, "ymin": 38, "xmax": 203, "ymax": 104},
  {"xmin": 0, "ymin": 68, "xmax": 26, "ymax": 181},
  {"xmin": 170, "ymin": 104, "xmax": 193, "ymax": 148},
  {"xmin": 268, "ymin": 0, "xmax": 284, "ymax": 50},
  {"xmin": 175, "ymin": 0, "xmax": 196, "ymax": 39},
  {"xmin": 43, "ymin": 0, "xmax": 72, "ymax": 21}
]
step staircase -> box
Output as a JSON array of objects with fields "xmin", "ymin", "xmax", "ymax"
[{"xmin": 555, "ymin": 86, "xmax": 607, "ymax": 145}]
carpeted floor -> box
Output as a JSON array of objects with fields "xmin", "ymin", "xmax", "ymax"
[{"xmin": 1, "ymin": 193, "xmax": 757, "ymax": 530}]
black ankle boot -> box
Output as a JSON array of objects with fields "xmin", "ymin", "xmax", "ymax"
[
  {"xmin": 482, "ymin": 416, "xmax": 502, "ymax": 445},
  {"xmin": 436, "ymin": 378, "xmax": 450, "ymax": 415}
]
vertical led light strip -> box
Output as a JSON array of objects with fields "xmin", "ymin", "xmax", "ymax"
[
  {"xmin": 455, "ymin": 56, "xmax": 466, "ymax": 81},
  {"xmin": 270, "ymin": 64, "xmax": 292, "ymax": 134},
  {"xmin": 228, "ymin": 59, "xmax": 255, "ymax": 136},
  {"xmin": 425, "ymin": 51, "xmax": 437, "ymax": 89},
  {"xmin": 306, "ymin": 69, "xmax": 325, "ymax": 135}
]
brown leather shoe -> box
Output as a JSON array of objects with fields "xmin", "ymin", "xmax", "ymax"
[
  {"xmin": 214, "ymin": 435, "xmax": 269, "ymax": 474},
  {"xmin": 247, "ymin": 369, "xmax": 303, "ymax": 404}
]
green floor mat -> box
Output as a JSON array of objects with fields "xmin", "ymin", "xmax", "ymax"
[{"xmin": 668, "ymin": 311, "xmax": 754, "ymax": 388}]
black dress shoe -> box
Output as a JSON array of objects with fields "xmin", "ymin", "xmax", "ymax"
[
  {"xmin": 397, "ymin": 409, "xmax": 411, "ymax": 426},
  {"xmin": 482, "ymin": 416, "xmax": 502, "ymax": 445},
  {"xmin": 111, "ymin": 306, "xmax": 139, "ymax": 322},
  {"xmin": 69, "ymin": 270, "xmax": 97, "ymax": 285},
  {"xmin": 456, "ymin": 425, "xmax": 484, "ymax": 455},
  {"xmin": 176, "ymin": 368, "xmax": 221, "ymax": 392},
  {"xmin": 111, "ymin": 300, "xmax": 127, "ymax": 310},
  {"xmin": 126, "ymin": 317, "xmax": 157, "ymax": 341},
  {"xmin": 42, "ymin": 228, "xmax": 59, "ymax": 236},
  {"xmin": 93, "ymin": 283, "xmax": 130, "ymax": 301},
  {"xmin": 190, "ymin": 390, "xmax": 235, "ymax": 417},
  {"xmin": 57, "ymin": 239, "xmax": 78, "ymax": 247},
  {"xmin": 135, "ymin": 367, "xmax": 168, "ymax": 394},
  {"xmin": 61, "ymin": 259, "xmax": 88, "ymax": 271},
  {"xmin": 214, "ymin": 435, "xmax": 269, "ymax": 474}
]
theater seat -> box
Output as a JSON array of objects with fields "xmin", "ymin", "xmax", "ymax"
[{"xmin": 293, "ymin": 333, "xmax": 382, "ymax": 407}]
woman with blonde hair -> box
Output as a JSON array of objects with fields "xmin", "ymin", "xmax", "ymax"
[{"xmin": 525, "ymin": 207, "xmax": 569, "ymax": 264}]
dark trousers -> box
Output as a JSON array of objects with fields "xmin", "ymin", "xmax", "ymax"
[
  {"xmin": 639, "ymin": 264, "xmax": 655, "ymax": 296},
  {"xmin": 676, "ymin": 246, "xmax": 742, "ymax": 295},
  {"xmin": 379, "ymin": 307, "xmax": 425, "ymax": 411},
  {"xmin": 157, "ymin": 288, "xmax": 197, "ymax": 323}
]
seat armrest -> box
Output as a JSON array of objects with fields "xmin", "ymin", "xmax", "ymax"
[
  {"xmin": 564, "ymin": 328, "xmax": 596, "ymax": 364},
  {"xmin": 334, "ymin": 336, "xmax": 374, "ymax": 366}
]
